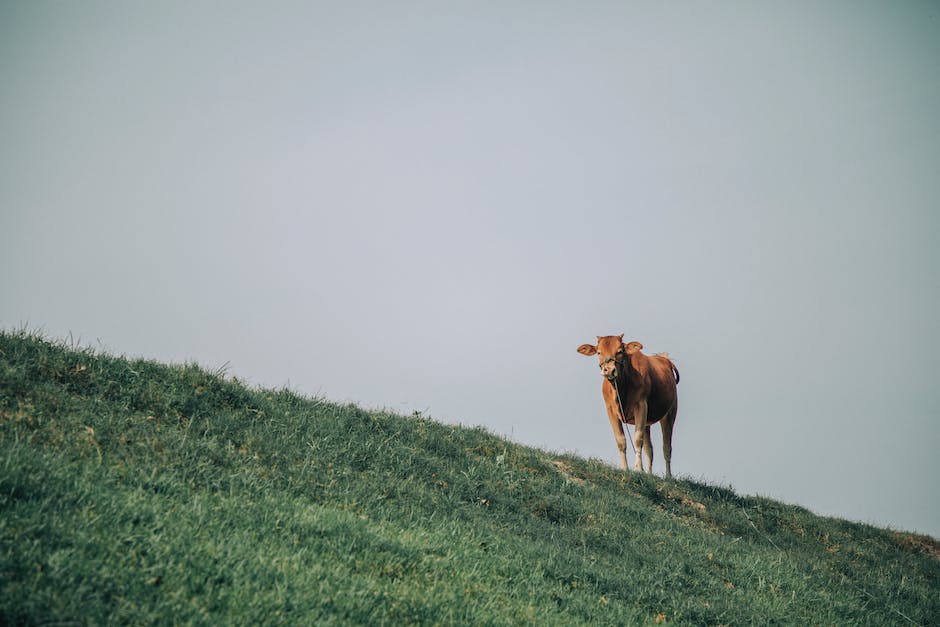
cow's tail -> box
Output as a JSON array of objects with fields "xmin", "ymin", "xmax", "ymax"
[{"xmin": 671, "ymin": 361, "xmax": 680, "ymax": 385}]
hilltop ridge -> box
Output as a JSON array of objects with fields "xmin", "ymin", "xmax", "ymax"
[{"xmin": 1, "ymin": 330, "xmax": 937, "ymax": 625}]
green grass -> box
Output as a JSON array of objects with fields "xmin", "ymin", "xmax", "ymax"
[{"xmin": 1, "ymin": 329, "xmax": 937, "ymax": 625}]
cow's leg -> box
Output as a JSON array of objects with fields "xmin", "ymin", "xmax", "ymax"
[
  {"xmin": 606, "ymin": 411, "xmax": 628, "ymax": 470},
  {"xmin": 603, "ymin": 384, "xmax": 629, "ymax": 470},
  {"xmin": 643, "ymin": 425, "xmax": 653, "ymax": 473},
  {"xmin": 661, "ymin": 405, "xmax": 676, "ymax": 479},
  {"xmin": 632, "ymin": 400, "xmax": 648, "ymax": 472}
]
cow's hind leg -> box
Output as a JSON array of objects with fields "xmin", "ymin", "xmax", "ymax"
[
  {"xmin": 643, "ymin": 425, "xmax": 653, "ymax": 473},
  {"xmin": 662, "ymin": 411, "xmax": 676, "ymax": 477},
  {"xmin": 661, "ymin": 404, "xmax": 677, "ymax": 478}
]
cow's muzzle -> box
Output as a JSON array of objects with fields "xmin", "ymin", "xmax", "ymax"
[{"xmin": 599, "ymin": 356, "xmax": 619, "ymax": 380}]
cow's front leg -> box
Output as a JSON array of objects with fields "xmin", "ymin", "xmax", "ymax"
[
  {"xmin": 643, "ymin": 425, "xmax": 653, "ymax": 473},
  {"xmin": 605, "ymin": 406, "xmax": 628, "ymax": 470},
  {"xmin": 632, "ymin": 400, "xmax": 648, "ymax": 472},
  {"xmin": 603, "ymin": 382, "xmax": 629, "ymax": 470}
]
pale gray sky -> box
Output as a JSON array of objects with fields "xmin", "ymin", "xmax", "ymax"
[{"xmin": 2, "ymin": 1, "xmax": 938, "ymax": 537}]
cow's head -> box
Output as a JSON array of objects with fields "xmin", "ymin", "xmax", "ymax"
[{"xmin": 577, "ymin": 335, "xmax": 643, "ymax": 381}]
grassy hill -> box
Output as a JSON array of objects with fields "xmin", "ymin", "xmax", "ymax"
[{"xmin": 1, "ymin": 330, "xmax": 937, "ymax": 625}]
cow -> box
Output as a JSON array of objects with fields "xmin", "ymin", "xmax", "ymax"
[{"xmin": 577, "ymin": 335, "xmax": 679, "ymax": 477}]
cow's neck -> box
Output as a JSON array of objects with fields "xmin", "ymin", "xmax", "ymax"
[
  {"xmin": 612, "ymin": 365, "xmax": 630, "ymax": 397},
  {"xmin": 613, "ymin": 358, "xmax": 638, "ymax": 396}
]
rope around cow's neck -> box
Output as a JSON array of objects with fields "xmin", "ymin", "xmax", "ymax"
[{"xmin": 612, "ymin": 376, "xmax": 637, "ymax": 457}]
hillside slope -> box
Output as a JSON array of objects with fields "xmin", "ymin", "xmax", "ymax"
[{"xmin": 1, "ymin": 331, "xmax": 937, "ymax": 625}]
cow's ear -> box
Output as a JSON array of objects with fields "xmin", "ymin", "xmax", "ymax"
[
  {"xmin": 577, "ymin": 344, "xmax": 597, "ymax": 356},
  {"xmin": 624, "ymin": 341, "xmax": 644, "ymax": 354}
]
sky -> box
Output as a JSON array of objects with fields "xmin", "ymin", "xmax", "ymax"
[{"xmin": 2, "ymin": 1, "xmax": 938, "ymax": 538}]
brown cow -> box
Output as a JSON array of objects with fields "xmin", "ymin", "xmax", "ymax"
[{"xmin": 577, "ymin": 335, "xmax": 679, "ymax": 477}]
